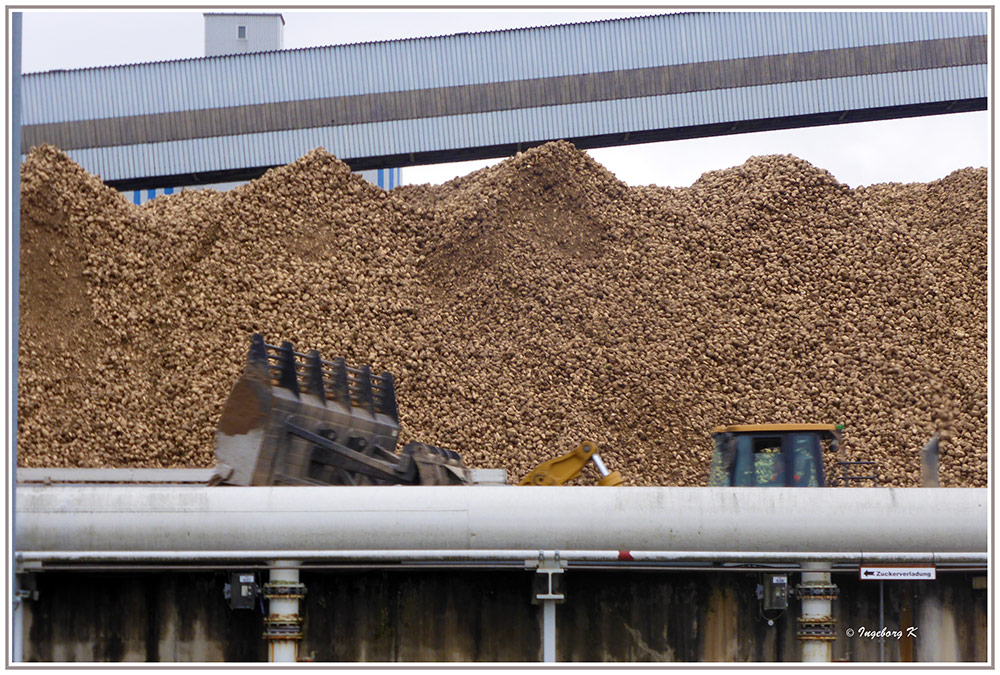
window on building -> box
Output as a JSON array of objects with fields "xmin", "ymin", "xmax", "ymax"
[{"xmin": 237, "ymin": 25, "xmax": 247, "ymax": 39}]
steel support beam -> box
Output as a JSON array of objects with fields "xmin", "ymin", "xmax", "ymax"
[{"xmin": 529, "ymin": 553, "xmax": 565, "ymax": 663}]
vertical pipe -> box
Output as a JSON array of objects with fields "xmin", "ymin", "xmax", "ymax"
[
  {"xmin": 266, "ymin": 561, "xmax": 301, "ymax": 663},
  {"xmin": 10, "ymin": 10, "xmax": 23, "ymax": 665},
  {"xmin": 542, "ymin": 600, "xmax": 556, "ymax": 663},
  {"xmin": 800, "ymin": 562, "xmax": 833, "ymax": 662},
  {"xmin": 918, "ymin": 434, "xmax": 941, "ymax": 661},
  {"xmin": 920, "ymin": 434, "xmax": 940, "ymax": 488}
]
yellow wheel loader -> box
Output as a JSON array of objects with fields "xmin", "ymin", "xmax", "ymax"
[
  {"xmin": 706, "ymin": 424, "xmax": 878, "ymax": 487},
  {"xmin": 211, "ymin": 334, "xmax": 624, "ymax": 488}
]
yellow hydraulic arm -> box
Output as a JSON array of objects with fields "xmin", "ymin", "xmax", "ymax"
[{"xmin": 518, "ymin": 441, "xmax": 624, "ymax": 486}]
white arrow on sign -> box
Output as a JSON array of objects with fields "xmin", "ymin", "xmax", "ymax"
[{"xmin": 860, "ymin": 566, "xmax": 936, "ymax": 581}]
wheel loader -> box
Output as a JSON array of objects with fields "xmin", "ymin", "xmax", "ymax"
[
  {"xmin": 211, "ymin": 334, "xmax": 623, "ymax": 488},
  {"xmin": 211, "ymin": 334, "xmax": 898, "ymax": 489},
  {"xmin": 211, "ymin": 334, "xmax": 625, "ymax": 488},
  {"xmin": 706, "ymin": 424, "xmax": 879, "ymax": 487},
  {"xmin": 211, "ymin": 334, "xmax": 471, "ymax": 487}
]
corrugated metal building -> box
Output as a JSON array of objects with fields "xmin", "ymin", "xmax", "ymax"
[
  {"xmin": 21, "ymin": 11, "xmax": 988, "ymax": 192},
  {"xmin": 124, "ymin": 13, "xmax": 396, "ymax": 204},
  {"xmin": 204, "ymin": 13, "xmax": 284, "ymax": 57}
]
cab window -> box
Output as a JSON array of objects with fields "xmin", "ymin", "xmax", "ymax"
[
  {"xmin": 752, "ymin": 436, "xmax": 784, "ymax": 486},
  {"xmin": 788, "ymin": 432, "xmax": 822, "ymax": 487},
  {"xmin": 707, "ymin": 434, "xmax": 731, "ymax": 486}
]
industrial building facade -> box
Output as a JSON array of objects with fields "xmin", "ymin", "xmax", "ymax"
[{"xmin": 20, "ymin": 11, "xmax": 989, "ymax": 195}]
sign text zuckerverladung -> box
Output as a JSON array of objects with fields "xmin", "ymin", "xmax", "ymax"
[{"xmin": 859, "ymin": 566, "xmax": 936, "ymax": 580}]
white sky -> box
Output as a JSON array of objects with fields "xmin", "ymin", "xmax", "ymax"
[{"xmin": 16, "ymin": 8, "xmax": 992, "ymax": 189}]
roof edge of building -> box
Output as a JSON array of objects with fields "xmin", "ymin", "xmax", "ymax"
[
  {"xmin": 22, "ymin": 10, "xmax": 683, "ymax": 77},
  {"xmin": 203, "ymin": 12, "xmax": 285, "ymax": 25}
]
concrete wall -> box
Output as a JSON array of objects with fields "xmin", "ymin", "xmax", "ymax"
[{"xmin": 21, "ymin": 569, "xmax": 987, "ymax": 663}]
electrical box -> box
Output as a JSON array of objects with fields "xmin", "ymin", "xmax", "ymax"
[
  {"xmin": 226, "ymin": 571, "xmax": 258, "ymax": 610},
  {"xmin": 763, "ymin": 574, "xmax": 788, "ymax": 610}
]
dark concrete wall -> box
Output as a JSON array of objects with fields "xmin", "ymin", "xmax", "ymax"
[
  {"xmin": 21, "ymin": 569, "xmax": 987, "ymax": 663},
  {"xmin": 24, "ymin": 572, "xmax": 266, "ymax": 662}
]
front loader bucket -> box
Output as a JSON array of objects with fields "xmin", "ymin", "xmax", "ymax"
[{"xmin": 212, "ymin": 334, "xmax": 469, "ymax": 486}]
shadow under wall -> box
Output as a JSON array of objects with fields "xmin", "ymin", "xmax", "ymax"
[{"xmin": 21, "ymin": 569, "xmax": 987, "ymax": 663}]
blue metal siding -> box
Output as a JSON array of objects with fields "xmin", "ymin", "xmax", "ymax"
[
  {"xmin": 40, "ymin": 63, "xmax": 985, "ymax": 183},
  {"xmin": 21, "ymin": 11, "xmax": 987, "ymax": 125},
  {"xmin": 126, "ymin": 179, "xmax": 243, "ymax": 204}
]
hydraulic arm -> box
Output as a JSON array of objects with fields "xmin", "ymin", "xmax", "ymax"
[{"xmin": 519, "ymin": 441, "xmax": 623, "ymax": 486}]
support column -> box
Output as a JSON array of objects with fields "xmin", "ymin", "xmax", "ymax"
[
  {"xmin": 542, "ymin": 599, "xmax": 556, "ymax": 662},
  {"xmin": 529, "ymin": 553, "xmax": 566, "ymax": 663},
  {"xmin": 264, "ymin": 561, "xmax": 305, "ymax": 662},
  {"xmin": 796, "ymin": 562, "xmax": 838, "ymax": 662}
]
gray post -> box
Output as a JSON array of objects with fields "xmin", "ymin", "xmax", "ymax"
[
  {"xmin": 10, "ymin": 10, "xmax": 23, "ymax": 665},
  {"xmin": 542, "ymin": 600, "xmax": 556, "ymax": 662},
  {"xmin": 530, "ymin": 553, "xmax": 565, "ymax": 663},
  {"xmin": 920, "ymin": 433, "xmax": 940, "ymax": 488}
]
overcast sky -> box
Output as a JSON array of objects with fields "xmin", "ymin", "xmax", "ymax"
[{"xmin": 17, "ymin": 8, "xmax": 991, "ymax": 189}]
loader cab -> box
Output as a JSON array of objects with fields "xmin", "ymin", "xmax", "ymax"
[{"xmin": 707, "ymin": 424, "xmax": 841, "ymax": 487}]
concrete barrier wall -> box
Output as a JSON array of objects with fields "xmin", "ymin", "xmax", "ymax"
[{"xmin": 21, "ymin": 569, "xmax": 987, "ymax": 663}]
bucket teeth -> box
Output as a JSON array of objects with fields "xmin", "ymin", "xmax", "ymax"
[
  {"xmin": 355, "ymin": 365, "xmax": 376, "ymax": 416},
  {"xmin": 305, "ymin": 350, "xmax": 325, "ymax": 403},
  {"xmin": 249, "ymin": 333, "xmax": 268, "ymax": 366},
  {"xmin": 277, "ymin": 341, "xmax": 300, "ymax": 397},
  {"xmin": 330, "ymin": 357, "xmax": 350, "ymax": 409},
  {"xmin": 377, "ymin": 371, "xmax": 398, "ymax": 421},
  {"xmin": 214, "ymin": 333, "xmax": 470, "ymax": 486}
]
